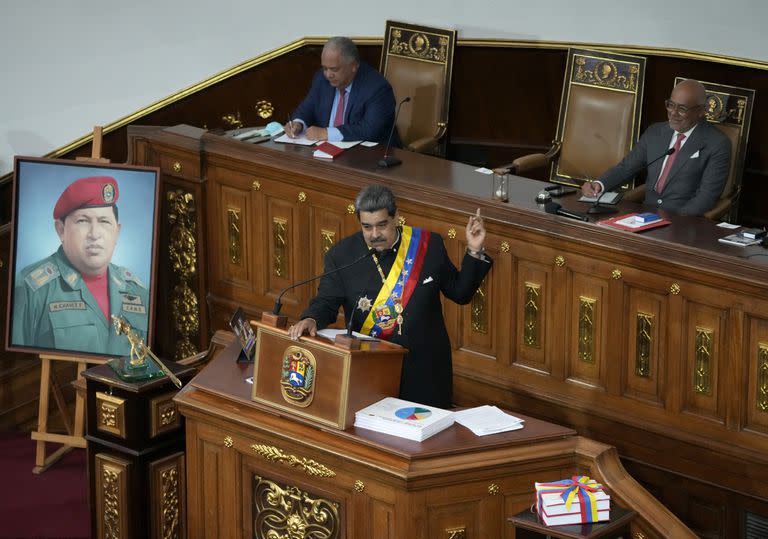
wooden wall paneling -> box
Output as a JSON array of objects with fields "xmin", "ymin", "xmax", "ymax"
[{"xmin": 745, "ymin": 315, "xmax": 768, "ymax": 434}]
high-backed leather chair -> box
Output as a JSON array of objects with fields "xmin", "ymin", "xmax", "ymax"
[
  {"xmin": 509, "ymin": 48, "xmax": 646, "ymax": 187},
  {"xmin": 623, "ymin": 78, "xmax": 754, "ymax": 221},
  {"xmin": 379, "ymin": 21, "xmax": 456, "ymax": 156}
]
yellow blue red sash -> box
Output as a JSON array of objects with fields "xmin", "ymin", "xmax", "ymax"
[{"xmin": 360, "ymin": 225, "xmax": 430, "ymax": 339}]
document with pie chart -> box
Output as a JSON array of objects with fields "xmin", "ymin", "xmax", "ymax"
[{"xmin": 354, "ymin": 397, "xmax": 454, "ymax": 442}]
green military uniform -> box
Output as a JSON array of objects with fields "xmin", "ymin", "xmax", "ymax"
[{"xmin": 12, "ymin": 246, "xmax": 149, "ymax": 356}]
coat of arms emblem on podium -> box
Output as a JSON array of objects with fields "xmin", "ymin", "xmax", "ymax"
[{"xmin": 280, "ymin": 346, "xmax": 317, "ymax": 407}]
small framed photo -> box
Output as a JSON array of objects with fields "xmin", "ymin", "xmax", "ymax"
[
  {"xmin": 6, "ymin": 156, "xmax": 160, "ymax": 359},
  {"xmin": 229, "ymin": 307, "xmax": 256, "ymax": 363}
]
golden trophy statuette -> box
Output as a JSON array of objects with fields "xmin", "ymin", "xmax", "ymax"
[{"xmin": 108, "ymin": 315, "xmax": 182, "ymax": 387}]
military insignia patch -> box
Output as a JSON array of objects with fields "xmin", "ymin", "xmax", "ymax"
[
  {"xmin": 280, "ymin": 346, "xmax": 317, "ymax": 407},
  {"xmin": 120, "ymin": 293, "xmax": 142, "ymax": 305},
  {"xmin": 49, "ymin": 301, "xmax": 86, "ymax": 312},
  {"xmin": 25, "ymin": 262, "xmax": 59, "ymax": 290},
  {"xmin": 102, "ymin": 183, "xmax": 115, "ymax": 203},
  {"xmin": 122, "ymin": 304, "xmax": 146, "ymax": 314}
]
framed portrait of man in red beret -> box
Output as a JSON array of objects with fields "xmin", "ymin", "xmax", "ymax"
[{"xmin": 6, "ymin": 156, "xmax": 160, "ymax": 359}]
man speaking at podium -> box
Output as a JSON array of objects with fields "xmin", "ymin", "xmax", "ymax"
[
  {"xmin": 283, "ymin": 37, "xmax": 398, "ymax": 145},
  {"xmin": 288, "ymin": 185, "xmax": 492, "ymax": 408}
]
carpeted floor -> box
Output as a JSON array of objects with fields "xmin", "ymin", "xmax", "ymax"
[{"xmin": 0, "ymin": 432, "xmax": 89, "ymax": 539}]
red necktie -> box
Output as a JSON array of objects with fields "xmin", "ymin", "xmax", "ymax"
[
  {"xmin": 333, "ymin": 88, "xmax": 346, "ymax": 127},
  {"xmin": 655, "ymin": 132, "xmax": 686, "ymax": 193}
]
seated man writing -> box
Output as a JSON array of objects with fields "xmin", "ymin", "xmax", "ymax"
[
  {"xmin": 284, "ymin": 37, "xmax": 399, "ymax": 145},
  {"xmin": 582, "ymin": 79, "xmax": 731, "ymax": 216}
]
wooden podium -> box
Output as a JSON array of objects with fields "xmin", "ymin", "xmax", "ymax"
[{"xmin": 250, "ymin": 321, "xmax": 406, "ymax": 430}]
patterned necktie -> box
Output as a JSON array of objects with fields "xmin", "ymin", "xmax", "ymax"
[
  {"xmin": 333, "ymin": 87, "xmax": 346, "ymax": 127},
  {"xmin": 655, "ymin": 132, "xmax": 686, "ymax": 193}
]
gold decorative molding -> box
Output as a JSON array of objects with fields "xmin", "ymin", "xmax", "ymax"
[
  {"xmin": 297, "ymin": 191, "xmax": 307, "ymax": 203},
  {"xmin": 251, "ymin": 180, "xmax": 261, "ymax": 191},
  {"xmin": 500, "ymin": 241, "xmax": 510, "ymax": 253},
  {"xmin": 523, "ymin": 282, "xmax": 541, "ymax": 348},
  {"xmin": 273, "ymin": 217, "xmax": 288, "ymax": 278},
  {"xmin": 149, "ymin": 452, "xmax": 185, "ymax": 539},
  {"xmin": 447, "ymin": 227, "xmax": 456, "ymax": 239},
  {"xmin": 251, "ymin": 443, "xmax": 336, "ymax": 478},
  {"xmin": 346, "ymin": 203, "xmax": 355, "ymax": 214},
  {"xmin": 398, "ymin": 215, "xmax": 406, "ymax": 226},
  {"xmin": 669, "ymin": 282, "xmax": 681, "ymax": 295},
  {"xmin": 254, "ymin": 100, "xmax": 274, "ymax": 119},
  {"xmin": 223, "ymin": 436, "xmax": 234, "ymax": 448},
  {"xmin": 171, "ymin": 161, "xmax": 182, "ymax": 174},
  {"xmin": 611, "ymin": 268, "xmax": 622, "ymax": 280},
  {"xmin": 554, "ymin": 255, "xmax": 566, "ymax": 267},
  {"xmin": 150, "ymin": 392, "xmax": 181, "ymax": 438},
  {"xmin": 446, "ymin": 527, "xmax": 466, "ymax": 539},
  {"xmin": 253, "ymin": 475, "xmax": 340, "ymax": 539},
  {"xmin": 353, "ymin": 480, "xmax": 365, "ymax": 492},
  {"xmin": 572, "ymin": 52, "xmax": 641, "ymax": 92},
  {"xmin": 635, "ymin": 312, "xmax": 654, "ymax": 378},
  {"xmin": 578, "ymin": 296, "xmax": 596, "ymax": 363},
  {"xmin": 471, "ymin": 277, "xmax": 488, "ymax": 334},
  {"xmin": 488, "ymin": 483, "xmax": 500, "ymax": 495},
  {"xmin": 694, "ymin": 326, "xmax": 713, "ymax": 395},
  {"xmin": 168, "ymin": 190, "xmax": 199, "ymax": 359},
  {"xmin": 758, "ymin": 342, "xmax": 768, "ymax": 412},
  {"xmin": 227, "ymin": 207, "xmax": 242, "ymax": 265},
  {"xmin": 96, "ymin": 391, "xmax": 126, "ymax": 438},
  {"xmin": 95, "ymin": 453, "xmax": 131, "ymax": 539}
]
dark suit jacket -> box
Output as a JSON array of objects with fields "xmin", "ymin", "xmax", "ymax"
[
  {"xmin": 293, "ymin": 62, "xmax": 400, "ymax": 145},
  {"xmin": 600, "ymin": 121, "xmax": 731, "ymax": 215},
  {"xmin": 301, "ymin": 230, "xmax": 492, "ymax": 408}
]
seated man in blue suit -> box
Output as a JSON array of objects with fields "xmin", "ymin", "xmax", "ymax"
[
  {"xmin": 284, "ymin": 37, "xmax": 399, "ymax": 145},
  {"xmin": 582, "ymin": 79, "xmax": 731, "ymax": 216}
]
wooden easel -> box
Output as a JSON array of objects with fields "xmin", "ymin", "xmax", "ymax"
[{"xmin": 31, "ymin": 126, "xmax": 110, "ymax": 473}]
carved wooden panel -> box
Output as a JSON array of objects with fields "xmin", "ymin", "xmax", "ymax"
[
  {"xmin": 623, "ymin": 287, "xmax": 668, "ymax": 406},
  {"xmin": 512, "ymin": 251, "xmax": 555, "ymax": 374},
  {"xmin": 219, "ymin": 185, "xmax": 251, "ymax": 287},
  {"xmin": 681, "ymin": 301, "xmax": 727, "ymax": 422},
  {"xmin": 264, "ymin": 191, "xmax": 301, "ymax": 304},
  {"xmin": 566, "ymin": 269, "xmax": 610, "ymax": 390},
  {"xmin": 371, "ymin": 499, "xmax": 395, "ymax": 539},
  {"xmin": 745, "ymin": 316, "xmax": 768, "ymax": 434}
]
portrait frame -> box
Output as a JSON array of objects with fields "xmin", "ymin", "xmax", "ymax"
[{"xmin": 5, "ymin": 156, "xmax": 161, "ymax": 359}]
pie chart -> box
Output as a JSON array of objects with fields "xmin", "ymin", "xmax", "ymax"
[{"xmin": 395, "ymin": 407, "xmax": 432, "ymax": 420}]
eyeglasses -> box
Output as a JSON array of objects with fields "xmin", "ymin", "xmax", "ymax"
[{"xmin": 664, "ymin": 99, "xmax": 702, "ymax": 115}]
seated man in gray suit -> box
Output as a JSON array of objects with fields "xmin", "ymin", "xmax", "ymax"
[{"xmin": 582, "ymin": 79, "xmax": 731, "ymax": 216}]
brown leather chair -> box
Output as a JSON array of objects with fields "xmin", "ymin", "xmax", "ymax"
[
  {"xmin": 623, "ymin": 78, "xmax": 755, "ymax": 221},
  {"xmin": 507, "ymin": 48, "xmax": 646, "ymax": 187},
  {"xmin": 379, "ymin": 21, "xmax": 456, "ymax": 156}
]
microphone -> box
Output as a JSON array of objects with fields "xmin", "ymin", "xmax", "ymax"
[
  {"xmin": 272, "ymin": 248, "xmax": 375, "ymax": 316},
  {"xmin": 377, "ymin": 97, "xmax": 411, "ymax": 168},
  {"xmin": 588, "ymin": 147, "xmax": 676, "ymax": 215},
  {"xmin": 544, "ymin": 201, "xmax": 589, "ymax": 222}
]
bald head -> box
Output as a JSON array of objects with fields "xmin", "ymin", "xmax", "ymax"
[{"xmin": 666, "ymin": 79, "xmax": 707, "ymax": 132}]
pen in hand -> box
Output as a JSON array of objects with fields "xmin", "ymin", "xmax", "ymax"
[{"xmin": 286, "ymin": 117, "xmax": 298, "ymax": 139}]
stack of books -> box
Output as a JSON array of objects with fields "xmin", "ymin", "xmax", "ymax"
[
  {"xmin": 354, "ymin": 397, "xmax": 454, "ymax": 442},
  {"xmin": 453, "ymin": 405, "xmax": 524, "ymax": 436}
]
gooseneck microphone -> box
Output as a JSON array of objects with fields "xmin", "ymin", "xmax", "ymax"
[
  {"xmin": 544, "ymin": 201, "xmax": 589, "ymax": 222},
  {"xmin": 272, "ymin": 248, "xmax": 375, "ymax": 316},
  {"xmin": 378, "ymin": 96, "xmax": 411, "ymax": 168},
  {"xmin": 588, "ymin": 147, "xmax": 676, "ymax": 215}
]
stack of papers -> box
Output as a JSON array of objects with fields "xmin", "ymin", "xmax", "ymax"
[
  {"xmin": 453, "ymin": 405, "xmax": 524, "ymax": 436},
  {"xmin": 354, "ymin": 397, "xmax": 454, "ymax": 442}
]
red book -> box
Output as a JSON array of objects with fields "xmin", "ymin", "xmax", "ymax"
[
  {"xmin": 313, "ymin": 142, "xmax": 345, "ymax": 159},
  {"xmin": 599, "ymin": 212, "xmax": 671, "ymax": 232}
]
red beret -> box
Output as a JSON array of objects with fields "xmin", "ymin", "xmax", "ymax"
[{"xmin": 53, "ymin": 176, "xmax": 119, "ymax": 220}]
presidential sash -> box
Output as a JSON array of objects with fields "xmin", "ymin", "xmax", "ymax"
[{"xmin": 361, "ymin": 226, "xmax": 430, "ymax": 339}]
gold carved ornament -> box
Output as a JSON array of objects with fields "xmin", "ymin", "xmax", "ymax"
[
  {"xmin": 757, "ymin": 342, "xmax": 768, "ymax": 412},
  {"xmin": 669, "ymin": 282, "xmax": 681, "ymax": 295},
  {"xmin": 227, "ymin": 207, "xmax": 242, "ymax": 265},
  {"xmin": 447, "ymin": 228, "xmax": 456, "ymax": 239},
  {"xmin": 578, "ymin": 297, "xmax": 596, "ymax": 364},
  {"xmin": 254, "ymin": 100, "xmax": 274, "ymax": 119},
  {"xmin": 635, "ymin": 313, "xmax": 654, "ymax": 378},
  {"xmin": 320, "ymin": 229, "xmax": 335, "ymax": 256},
  {"xmin": 346, "ymin": 203, "xmax": 355, "ymax": 214},
  {"xmin": 251, "ymin": 443, "xmax": 336, "ymax": 478},
  {"xmin": 221, "ymin": 111, "xmax": 243, "ymax": 129},
  {"xmin": 398, "ymin": 215, "xmax": 406, "ymax": 226},
  {"xmin": 253, "ymin": 475, "xmax": 340, "ymax": 539},
  {"xmin": 297, "ymin": 191, "xmax": 307, "ymax": 203},
  {"xmin": 172, "ymin": 161, "xmax": 182, "ymax": 174},
  {"xmin": 694, "ymin": 326, "xmax": 713, "ymax": 395},
  {"xmin": 168, "ymin": 190, "xmax": 199, "ymax": 360},
  {"xmin": 223, "ymin": 436, "xmax": 234, "ymax": 448},
  {"xmin": 446, "ymin": 527, "xmax": 466, "ymax": 539},
  {"xmin": 273, "ymin": 217, "xmax": 288, "ymax": 278},
  {"xmin": 353, "ymin": 480, "xmax": 365, "ymax": 492},
  {"xmin": 488, "ymin": 483, "xmax": 500, "ymax": 495},
  {"xmin": 471, "ymin": 277, "xmax": 488, "ymax": 334},
  {"xmin": 524, "ymin": 282, "xmax": 541, "ymax": 348},
  {"xmin": 611, "ymin": 268, "xmax": 622, "ymax": 279},
  {"xmin": 500, "ymin": 241, "xmax": 510, "ymax": 253},
  {"xmin": 554, "ymin": 255, "xmax": 566, "ymax": 267},
  {"xmin": 252, "ymin": 180, "xmax": 261, "ymax": 191}
]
